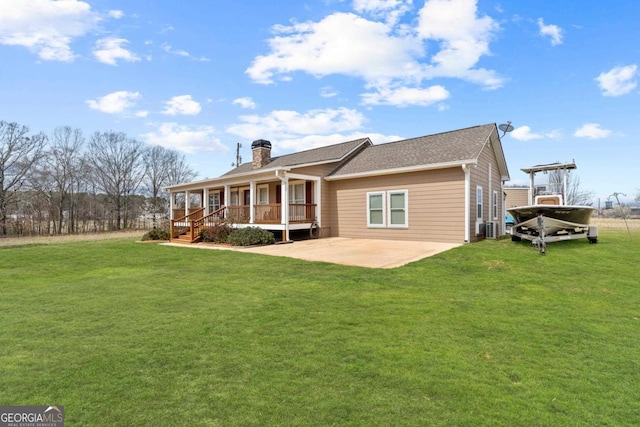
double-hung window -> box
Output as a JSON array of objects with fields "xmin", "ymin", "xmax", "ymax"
[
  {"xmin": 367, "ymin": 192, "xmax": 385, "ymax": 227},
  {"xmin": 367, "ymin": 190, "xmax": 408, "ymax": 228},
  {"xmin": 388, "ymin": 191, "xmax": 408, "ymax": 227}
]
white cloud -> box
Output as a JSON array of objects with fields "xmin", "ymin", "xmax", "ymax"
[
  {"xmin": 353, "ymin": 0, "xmax": 413, "ymax": 25},
  {"xmin": 361, "ymin": 84, "xmax": 449, "ymax": 106},
  {"xmin": 573, "ymin": 123, "xmax": 612, "ymax": 139},
  {"xmin": 0, "ymin": 0, "xmax": 100, "ymax": 61},
  {"xmin": 595, "ymin": 64, "xmax": 638, "ymax": 97},
  {"xmin": 160, "ymin": 43, "xmax": 210, "ymax": 62},
  {"xmin": 225, "ymin": 107, "xmax": 403, "ymax": 152},
  {"xmin": 86, "ymin": 91, "xmax": 141, "ymax": 114},
  {"xmin": 537, "ymin": 18, "xmax": 562, "ymax": 46},
  {"xmin": 93, "ymin": 37, "xmax": 140, "ymax": 65},
  {"xmin": 510, "ymin": 126, "xmax": 561, "ymax": 141},
  {"xmin": 134, "ymin": 110, "xmax": 149, "ymax": 118},
  {"xmin": 416, "ymin": 0, "xmax": 500, "ymax": 85},
  {"xmin": 233, "ymin": 97, "xmax": 257, "ymax": 109},
  {"xmin": 226, "ymin": 107, "xmax": 367, "ymax": 142},
  {"xmin": 142, "ymin": 123, "xmax": 227, "ymax": 153},
  {"xmin": 162, "ymin": 95, "xmax": 202, "ymax": 116},
  {"xmin": 320, "ymin": 86, "xmax": 339, "ymax": 98},
  {"xmin": 246, "ymin": 0, "xmax": 502, "ymax": 106},
  {"xmin": 108, "ymin": 10, "xmax": 124, "ymax": 19}
]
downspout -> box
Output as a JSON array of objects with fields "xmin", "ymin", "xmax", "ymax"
[
  {"xmin": 462, "ymin": 164, "xmax": 470, "ymax": 242},
  {"xmin": 276, "ymin": 170, "xmax": 289, "ymax": 241}
]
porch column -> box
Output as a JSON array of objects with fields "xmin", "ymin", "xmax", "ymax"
[
  {"xmin": 277, "ymin": 171, "xmax": 289, "ymax": 241},
  {"xmin": 224, "ymin": 185, "xmax": 230, "ymax": 220},
  {"xmin": 169, "ymin": 192, "xmax": 175, "ymax": 219},
  {"xmin": 314, "ymin": 178, "xmax": 321, "ymax": 226},
  {"xmin": 185, "ymin": 190, "xmax": 191, "ymax": 215},
  {"xmin": 249, "ymin": 181, "xmax": 256, "ymax": 223},
  {"xmin": 204, "ymin": 188, "xmax": 210, "ymax": 215}
]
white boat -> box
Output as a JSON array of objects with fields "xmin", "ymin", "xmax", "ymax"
[{"xmin": 508, "ymin": 162, "xmax": 597, "ymax": 243}]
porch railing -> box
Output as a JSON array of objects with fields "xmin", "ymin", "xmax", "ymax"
[
  {"xmin": 170, "ymin": 207, "xmax": 205, "ymax": 239},
  {"xmin": 170, "ymin": 204, "xmax": 317, "ymax": 242},
  {"xmin": 227, "ymin": 203, "xmax": 316, "ymax": 224}
]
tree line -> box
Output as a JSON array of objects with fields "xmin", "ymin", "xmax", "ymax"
[{"xmin": 0, "ymin": 120, "xmax": 197, "ymax": 237}]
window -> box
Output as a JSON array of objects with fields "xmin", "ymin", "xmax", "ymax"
[
  {"xmin": 388, "ymin": 190, "xmax": 408, "ymax": 227},
  {"xmin": 257, "ymin": 185, "xmax": 269, "ymax": 205},
  {"xmin": 492, "ymin": 190, "xmax": 498, "ymax": 220},
  {"xmin": 289, "ymin": 182, "xmax": 305, "ymax": 204},
  {"xmin": 476, "ymin": 186, "xmax": 483, "ymax": 220},
  {"xmin": 367, "ymin": 190, "xmax": 408, "ymax": 228},
  {"xmin": 208, "ymin": 192, "xmax": 221, "ymax": 212},
  {"xmin": 230, "ymin": 190, "xmax": 239, "ymax": 206},
  {"xmin": 367, "ymin": 192, "xmax": 385, "ymax": 227}
]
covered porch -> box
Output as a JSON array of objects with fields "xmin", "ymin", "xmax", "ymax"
[{"xmin": 168, "ymin": 170, "xmax": 321, "ymax": 243}]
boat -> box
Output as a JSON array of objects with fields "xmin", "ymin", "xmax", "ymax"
[{"xmin": 508, "ymin": 161, "xmax": 598, "ymax": 244}]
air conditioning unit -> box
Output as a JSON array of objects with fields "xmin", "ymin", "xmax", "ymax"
[{"xmin": 485, "ymin": 221, "xmax": 497, "ymax": 239}]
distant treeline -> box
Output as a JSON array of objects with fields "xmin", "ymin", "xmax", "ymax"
[{"xmin": 0, "ymin": 120, "xmax": 197, "ymax": 237}]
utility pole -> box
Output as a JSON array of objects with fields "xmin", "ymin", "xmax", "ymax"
[{"xmin": 231, "ymin": 143, "xmax": 242, "ymax": 167}]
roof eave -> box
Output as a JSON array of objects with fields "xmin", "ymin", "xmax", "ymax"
[
  {"xmin": 164, "ymin": 166, "xmax": 292, "ymax": 191},
  {"xmin": 325, "ymin": 159, "xmax": 478, "ymax": 181}
]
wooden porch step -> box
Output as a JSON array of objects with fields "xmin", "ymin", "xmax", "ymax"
[{"xmin": 171, "ymin": 233, "xmax": 196, "ymax": 244}]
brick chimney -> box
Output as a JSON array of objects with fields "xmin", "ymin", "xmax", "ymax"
[{"xmin": 251, "ymin": 139, "xmax": 272, "ymax": 169}]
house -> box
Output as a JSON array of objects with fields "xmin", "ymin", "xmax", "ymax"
[
  {"xmin": 504, "ymin": 187, "xmax": 530, "ymax": 209},
  {"xmin": 166, "ymin": 123, "xmax": 510, "ymax": 244}
]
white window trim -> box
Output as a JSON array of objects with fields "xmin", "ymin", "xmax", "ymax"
[
  {"xmin": 367, "ymin": 191, "xmax": 386, "ymax": 228},
  {"xmin": 257, "ymin": 184, "xmax": 269, "ymax": 205},
  {"xmin": 476, "ymin": 186, "xmax": 484, "ymax": 221},
  {"xmin": 492, "ymin": 190, "xmax": 499, "ymax": 221},
  {"xmin": 289, "ymin": 180, "xmax": 305, "ymax": 204},
  {"xmin": 388, "ymin": 190, "xmax": 409, "ymax": 228},
  {"xmin": 367, "ymin": 190, "xmax": 408, "ymax": 228}
]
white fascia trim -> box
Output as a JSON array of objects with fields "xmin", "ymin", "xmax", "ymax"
[
  {"xmin": 165, "ymin": 167, "xmax": 292, "ymax": 192},
  {"xmin": 325, "ymin": 159, "xmax": 478, "ymax": 181}
]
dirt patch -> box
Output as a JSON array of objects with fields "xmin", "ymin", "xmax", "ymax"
[
  {"xmin": 591, "ymin": 218, "xmax": 640, "ymax": 230},
  {"xmin": 0, "ymin": 231, "xmax": 144, "ymax": 247}
]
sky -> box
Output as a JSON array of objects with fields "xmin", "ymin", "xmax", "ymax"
[{"xmin": 1, "ymin": 0, "xmax": 639, "ymax": 206}]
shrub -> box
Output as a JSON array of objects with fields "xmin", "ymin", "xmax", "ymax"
[
  {"xmin": 200, "ymin": 224, "xmax": 234, "ymax": 243},
  {"xmin": 142, "ymin": 228, "xmax": 171, "ymax": 241},
  {"xmin": 226, "ymin": 227, "xmax": 275, "ymax": 246}
]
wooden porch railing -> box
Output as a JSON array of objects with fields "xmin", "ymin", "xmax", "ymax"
[
  {"xmin": 192, "ymin": 207, "xmax": 226, "ymax": 240},
  {"xmin": 227, "ymin": 203, "xmax": 317, "ymax": 224},
  {"xmin": 170, "ymin": 207, "xmax": 205, "ymax": 239},
  {"xmin": 289, "ymin": 203, "xmax": 316, "ymax": 223},
  {"xmin": 170, "ymin": 204, "xmax": 317, "ymax": 243}
]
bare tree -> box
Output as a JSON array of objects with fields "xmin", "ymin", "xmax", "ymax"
[
  {"xmin": 87, "ymin": 131, "xmax": 145, "ymax": 230},
  {"xmin": 0, "ymin": 121, "xmax": 47, "ymax": 236},
  {"xmin": 143, "ymin": 146, "xmax": 197, "ymax": 228},
  {"xmin": 547, "ymin": 168, "xmax": 594, "ymax": 206},
  {"xmin": 31, "ymin": 126, "xmax": 85, "ymax": 234},
  {"xmin": 165, "ymin": 150, "xmax": 198, "ymax": 186}
]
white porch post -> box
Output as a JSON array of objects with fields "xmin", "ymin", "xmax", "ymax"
[
  {"xmin": 185, "ymin": 190, "xmax": 191, "ymax": 215},
  {"xmin": 169, "ymin": 192, "xmax": 175, "ymax": 219},
  {"xmin": 314, "ymin": 178, "xmax": 321, "ymax": 226},
  {"xmin": 224, "ymin": 185, "xmax": 230, "ymax": 220},
  {"xmin": 276, "ymin": 170, "xmax": 289, "ymax": 241},
  {"xmin": 249, "ymin": 181, "xmax": 256, "ymax": 223},
  {"xmin": 204, "ymin": 188, "xmax": 210, "ymax": 215}
]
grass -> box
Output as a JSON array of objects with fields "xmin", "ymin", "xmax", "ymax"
[{"xmin": 1, "ymin": 230, "xmax": 640, "ymax": 426}]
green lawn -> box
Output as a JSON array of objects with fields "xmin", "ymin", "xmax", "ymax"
[{"xmin": 1, "ymin": 231, "xmax": 639, "ymax": 426}]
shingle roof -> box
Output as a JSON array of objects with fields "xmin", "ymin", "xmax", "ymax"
[
  {"xmin": 329, "ymin": 123, "xmax": 496, "ymax": 177},
  {"xmin": 221, "ymin": 137, "xmax": 370, "ymax": 176}
]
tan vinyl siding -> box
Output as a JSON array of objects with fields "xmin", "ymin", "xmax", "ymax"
[
  {"xmin": 468, "ymin": 139, "xmax": 504, "ymax": 241},
  {"xmin": 504, "ymin": 187, "xmax": 529, "ymax": 208},
  {"xmin": 328, "ymin": 168, "xmax": 466, "ymax": 243}
]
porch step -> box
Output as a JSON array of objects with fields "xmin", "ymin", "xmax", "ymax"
[{"xmin": 171, "ymin": 233, "xmax": 198, "ymax": 244}]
